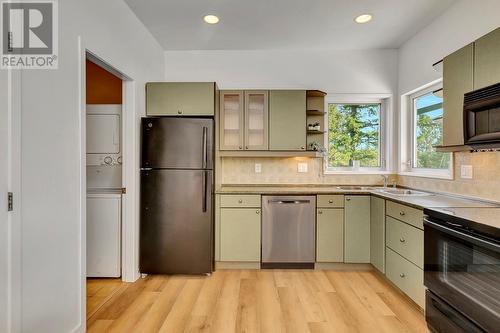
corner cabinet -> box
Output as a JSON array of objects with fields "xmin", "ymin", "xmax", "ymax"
[
  {"xmin": 344, "ymin": 195, "xmax": 370, "ymax": 263},
  {"xmin": 269, "ymin": 90, "xmax": 307, "ymax": 150},
  {"xmin": 146, "ymin": 82, "xmax": 216, "ymax": 116},
  {"xmin": 442, "ymin": 43, "xmax": 474, "ymax": 147},
  {"xmin": 474, "ymin": 28, "xmax": 500, "ymax": 90},
  {"xmin": 219, "ymin": 90, "xmax": 268, "ymax": 151},
  {"xmin": 370, "ymin": 196, "xmax": 385, "ymax": 273}
]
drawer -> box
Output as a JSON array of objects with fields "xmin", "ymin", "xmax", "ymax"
[
  {"xmin": 317, "ymin": 195, "xmax": 344, "ymax": 208},
  {"xmin": 386, "ymin": 247, "xmax": 425, "ymax": 308},
  {"xmin": 386, "ymin": 217, "xmax": 423, "ymax": 268},
  {"xmin": 386, "ymin": 201, "xmax": 423, "ymax": 229},
  {"xmin": 220, "ymin": 195, "xmax": 261, "ymax": 208}
]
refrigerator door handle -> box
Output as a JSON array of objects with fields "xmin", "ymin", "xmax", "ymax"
[
  {"xmin": 202, "ymin": 171, "xmax": 208, "ymax": 212},
  {"xmin": 202, "ymin": 126, "xmax": 208, "ymax": 169}
]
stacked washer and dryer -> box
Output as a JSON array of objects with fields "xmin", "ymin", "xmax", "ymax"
[{"xmin": 86, "ymin": 104, "xmax": 122, "ymax": 278}]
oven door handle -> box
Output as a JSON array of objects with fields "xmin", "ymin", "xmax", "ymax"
[{"xmin": 424, "ymin": 218, "xmax": 500, "ymax": 253}]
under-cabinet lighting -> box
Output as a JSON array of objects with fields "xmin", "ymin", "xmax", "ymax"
[
  {"xmin": 354, "ymin": 14, "xmax": 373, "ymax": 24},
  {"xmin": 203, "ymin": 15, "xmax": 219, "ymax": 24}
]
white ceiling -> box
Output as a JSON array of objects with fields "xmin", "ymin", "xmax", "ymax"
[{"xmin": 124, "ymin": 0, "xmax": 456, "ymax": 50}]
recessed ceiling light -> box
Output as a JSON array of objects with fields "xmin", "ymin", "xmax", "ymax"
[
  {"xmin": 354, "ymin": 14, "xmax": 373, "ymax": 24},
  {"xmin": 203, "ymin": 15, "xmax": 219, "ymax": 24}
]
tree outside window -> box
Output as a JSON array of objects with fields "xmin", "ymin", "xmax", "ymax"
[
  {"xmin": 327, "ymin": 103, "xmax": 381, "ymax": 168},
  {"xmin": 413, "ymin": 92, "xmax": 450, "ymax": 169}
]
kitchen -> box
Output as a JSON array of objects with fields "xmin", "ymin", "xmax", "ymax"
[{"xmin": 1, "ymin": 1, "xmax": 500, "ymax": 333}]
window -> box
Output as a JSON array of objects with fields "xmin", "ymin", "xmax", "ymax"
[
  {"xmin": 401, "ymin": 82, "xmax": 452, "ymax": 178},
  {"xmin": 326, "ymin": 102, "xmax": 384, "ymax": 171}
]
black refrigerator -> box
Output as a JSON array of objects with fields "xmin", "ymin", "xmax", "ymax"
[{"xmin": 140, "ymin": 117, "xmax": 214, "ymax": 275}]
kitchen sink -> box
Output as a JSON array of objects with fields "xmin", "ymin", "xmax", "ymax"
[{"xmin": 376, "ymin": 188, "xmax": 432, "ymax": 196}]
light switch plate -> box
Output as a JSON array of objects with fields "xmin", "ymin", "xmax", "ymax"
[
  {"xmin": 254, "ymin": 163, "xmax": 262, "ymax": 173},
  {"xmin": 461, "ymin": 165, "xmax": 473, "ymax": 179},
  {"xmin": 298, "ymin": 162, "xmax": 308, "ymax": 173}
]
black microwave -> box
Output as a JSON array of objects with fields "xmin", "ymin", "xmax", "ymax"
[{"xmin": 464, "ymin": 82, "xmax": 500, "ymax": 149}]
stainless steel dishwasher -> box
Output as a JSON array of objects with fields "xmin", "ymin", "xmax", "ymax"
[{"xmin": 261, "ymin": 195, "xmax": 316, "ymax": 268}]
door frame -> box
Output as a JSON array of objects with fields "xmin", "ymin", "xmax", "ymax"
[
  {"xmin": 1, "ymin": 65, "xmax": 22, "ymax": 333},
  {"xmin": 78, "ymin": 38, "xmax": 139, "ymax": 331}
]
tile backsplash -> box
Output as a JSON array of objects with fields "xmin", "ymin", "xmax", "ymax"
[
  {"xmin": 220, "ymin": 157, "xmax": 393, "ymax": 186},
  {"xmin": 221, "ymin": 152, "xmax": 500, "ymax": 203},
  {"xmin": 398, "ymin": 151, "xmax": 500, "ymax": 202}
]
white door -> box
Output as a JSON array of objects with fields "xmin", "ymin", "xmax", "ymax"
[{"xmin": 0, "ymin": 70, "xmax": 21, "ymax": 333}]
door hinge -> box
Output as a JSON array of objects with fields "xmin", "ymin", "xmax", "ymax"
[
  {"xmin": 121, "ymin": 187, "xmax": 127, "ymax": 194},
  {"xmin": 7, "ymin": 192, "xmax": 13, "ymax": 211},
  {"xmin": 7, "ymin": 32, "xmax": 13, "ymax": 53}
]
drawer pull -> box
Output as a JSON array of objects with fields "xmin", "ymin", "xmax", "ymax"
[
  {"xmin": 346, "ymin": 198, "xmax": 351, "ymax": 201},
  {"xmin": 256, "ymin": 210, "xmax": 260, "ymax": 214},
  {"xmin": 177, "ymin": 110, "xmax": 182, "ymax": 114},
  {"xmin": 238, "ymin": 199, "xmax": 243, "ymax": 204},
  {"xmin": 328, "ymin": 199, "xmax": 333, "ymax": 203},
  {"xmin": 399, "ymin": 211, "xmax": 406, "ymax": 216},
  {"xmin": 318, "ymin": 210, "xmax": 323, "ymax": 214},
  {"xmin": 399, "ymin": 238, "xmax": 406, "ymax": 243},
  {"xmin": 400, "ymin": 273, "xmax": 406, "ymax": 278}
]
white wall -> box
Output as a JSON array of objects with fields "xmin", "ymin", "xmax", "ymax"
[
  {"xmin": 398, "ymin": 0, "xmax": 500, "ymax": 95},
  {"xmin": 165, "ymin": 49, "xmax": 398, "ymax": 94},
  {"xmin": 17, "ymin": 1, "xmax": 164, "ymax": 332}
]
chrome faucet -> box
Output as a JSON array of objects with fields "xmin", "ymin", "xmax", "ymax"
[{"xmin": 381, "ymin": 175, "xmax": 388, "ymax": 188}]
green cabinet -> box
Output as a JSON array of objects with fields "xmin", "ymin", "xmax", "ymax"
[
  {"xmin": 370, "ymin": 196, "xmax": 385, "ymax": 273},
  {"xmin": 344, "ymin": 195, "xmax": 370, "ymax": 263},
  {"xmin": 146, "ymin": 82, "xmax": 216, "ymax": 116},
  {"xmin": 474, "ymin": 28, "xmax": 500, "ymax": 90},
  {"xmin": 220, "ymin": 208, "xmax": 261, "ymax": 262},
  {"xmin": 316, "ymin": 208, "xmax": 344, "ymax": 262},
  {"xmin": 386, "ymin": 248, "xmax": 424, "ymax": 308},
  {"xmin": 219, "ymin": 90, "xmax": 269, "ymax": 151},
  {"xmin": 442, "ymin": 44, "xmax": 474, "ymax": 146},
  {"xmin": 269, "ymin": 90, "xmax": 307, "ymax": 150}
]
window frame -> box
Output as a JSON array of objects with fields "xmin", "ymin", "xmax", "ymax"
[
  {"xmin": 400, "ymin": 82, "xmax": 453, "ymax": 179},
  {"xmin": 323, "ymin": 96, "xmax": 390, "ymax": 174}
]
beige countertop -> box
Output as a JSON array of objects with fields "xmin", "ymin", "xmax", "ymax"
[{"xmin": 216, "ymin": 185, "xmax": 499, "ymax": 209}]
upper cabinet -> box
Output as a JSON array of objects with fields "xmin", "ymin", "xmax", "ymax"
[
  {"xmin": 146, "ymin": 82, "xmax": 216, "ymax": 116},
  {"xmin": 219, "ymin": 90, "xmax": 268, "ymax": 151},
  {"xmin": 442, "ymin": 44, "xmax": 474, "ymax": 146},
  {"xmin": 269, "ymin": 90, "xmax": 307, "ymax": 150},
  {"xmin": 474, "ymin": 28, "xmax": 500, "ymax": 90}
]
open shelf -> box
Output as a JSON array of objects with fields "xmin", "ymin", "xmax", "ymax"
[
  {"xmin": 307, "ymin": 130, "xmax": 325, "ymax": 134},
  {"xmin": 306, "ymin": 110, "xmax": 326, "ymax": 116}
]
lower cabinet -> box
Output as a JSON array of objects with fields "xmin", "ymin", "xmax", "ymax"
[
  {"xmin": 386, "ymin": 247, "xmax": 425, "ymax": 308},
  {"xmin": 370, "ymin": 196, "xmax": 385, "ymax": 273},
  {"xmin": 316, "ymin": 208, "xmax": 344, "ymax": 262},
  {"xmin": 220, "ymin": 208, "xmax": 261, "ymax": 262},
  {"xmin": 344, "ymin": 195, "xmax": 371, "ymax": 263}
]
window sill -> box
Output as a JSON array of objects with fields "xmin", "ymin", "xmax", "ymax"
[
  {"xmin": 324, "ymin": 170, "xmax": 393, "ymax": 175},
  {"xmin": 398, "ymin": 171, "xmax": 453, "ymax": 180}
]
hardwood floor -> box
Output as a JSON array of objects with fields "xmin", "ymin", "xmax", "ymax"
[
  {"xmin": 87, "ymin": 278, "xmax": 128, "ymax": 320},
  {"xmin": 86, "ymin": 270, "xmax": 429, "ymax": 333}
]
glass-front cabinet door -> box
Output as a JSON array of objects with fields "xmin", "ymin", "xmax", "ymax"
[
  {"xmin": 220, "ymin": 91, "xmax": 244, "ymax": 150},
  {"xmin": 244, "ymin": 90, "xmax": 268, "ymax": 150}
]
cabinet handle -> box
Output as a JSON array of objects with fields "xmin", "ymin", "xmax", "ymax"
[
  {"xmin": 318, "ymin": 210, "xmax": 323, "ymax": 214},
  {"xmin": 238, "ymin": 199, "xmax": 243, "ymax": 204},
  {"xmin": 239, "ymin": 146, "xmax": 242, "ymax": 150},
  {"xmin": 177, "ymin": 110, "xmax": 182, "ymax": 114},
  {"xmin": 246, "ymin": 146, "xmax": 249, "ymax": 149},
  {"xmin": 300, "ymin": 146, "xmax": 305, "ymax": 150},
  {"xmin": 328, "ymin": 199, "xmax": 333, "ymax": 203},
  {"xmin": 346, "ymin": 198, "xmax": 351, "ymax": 201},
  {"xmin": 399, "ymin": 238, "xmax": 406, "ymax": 243},
  {"xmin": 400, "ymin": 273, "xmax": 406, "ymax": 278},
  {"xmin": 256, "ymin": 210, "xmax": 260, "ymax": 214},
  {"xmin": 400, "ymin": 211, "xmax": 406, "ymax": 216}
]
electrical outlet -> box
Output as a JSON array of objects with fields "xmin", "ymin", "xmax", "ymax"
[
  {"xmin": 297, "ymin": 162, "xmax": 308, "ymax": 173},
  {"xmin": 461, "ymin": 165, "xmax": 473, "ymax": 179},
  {"xmin": 254, "ymin": 163, "xmax": 262, "ymax": 173}
]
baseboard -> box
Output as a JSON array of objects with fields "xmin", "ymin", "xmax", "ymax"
[
  {"xmin": 215, "ymin": 261, "xmax": 260, "ymax": 270},
  {"xmin": 314, "ymin": 262, "xmax": 374, "ymax": 271}
]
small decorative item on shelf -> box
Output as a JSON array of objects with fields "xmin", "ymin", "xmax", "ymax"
[
  {"xmin": 308, "ymin": 123, "xmax": 315, "ymax": 131},
  {"xmin": 309, "ymin": 141, "xmax": 326, "ymax": 155},
  {"xmin": 313, "ymin": 122, "xmax": 321, "ymax": 131}
]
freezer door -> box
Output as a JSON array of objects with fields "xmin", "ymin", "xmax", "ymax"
[
  {"xmin": 142, "ymin": 117, "xmax": 213, "ymax": 169},
  {"xmin": 140, "ymin": 169, "xmax": 213, "ymax": 274}
]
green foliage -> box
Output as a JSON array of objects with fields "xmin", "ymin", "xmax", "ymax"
[
  {"xmin": 328, "ymin": 104, "xmax": 380, "ymax": 167},
  {"xmin": 415, "ymin": 114, "xmax": 450, "ymax": 169}
]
